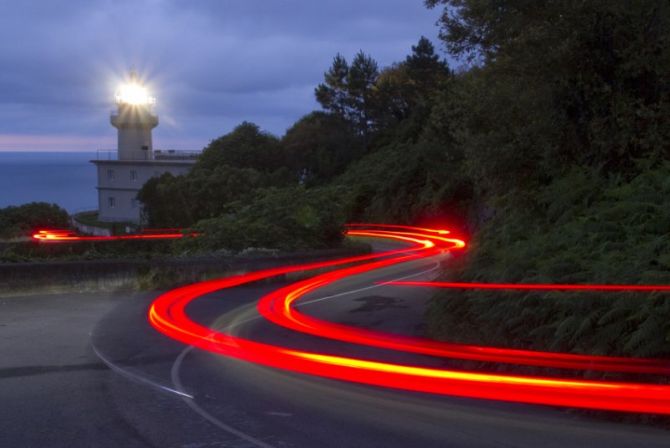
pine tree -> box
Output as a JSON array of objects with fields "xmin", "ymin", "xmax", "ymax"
[
  {"xmin": 315, "ymin": 54, "xmax": 350, "ymax": 117},
  {"xmin": 347, "ymin": 51, "xmax": 380, "ymax": 136},
  {"xmin": 405, "ymin": 36, "xmax": 450, "ymax": 95}
]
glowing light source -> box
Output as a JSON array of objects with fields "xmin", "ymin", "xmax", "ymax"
[
  {"xmin": 115, "ymin": 83, "xmax": 155, "ymax": 106},
  {"xmin": 32, "ymin": 228, "xmax": 197, "ymax": 242},
  {"xmin": 386, "ymin": 281, "xmax": 670, "ymax": 292}
]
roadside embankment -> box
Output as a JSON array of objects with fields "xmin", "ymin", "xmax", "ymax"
[{"xmin": 0, "ymin": 245, "xmax": 370, "ymax": 297}]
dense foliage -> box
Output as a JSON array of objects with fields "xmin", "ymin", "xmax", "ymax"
[
  {"xmin": 428, "ymin": 165, "xmax": 670, "ymax": 359},
  {"xmin": 426, "ymin": 0, "xmax": 670, "ymax": 189},
  {"xmin": 196, "ymin": 121, "xmax": 285, "ymax": 173},
  {"xmin": 0, "ymin": 202, "xmax": 70, "ymax": 239},
  {"xmin": 184, "ymin": 186, "xmax": 347, "ymax": 252},
  {"xmin": 424, "ymin": 0, "xmax": 670, "ymax": 360},
  {"xmin": 138, "ymin": 35, "xmax": 455, "ymax": 250},
  {"xmin": 282, "ymin": 112, "xmax": 363, "ymax": 184},
  {"xmin": 137, "ymin": 122, "xmax": 294, "ymax": 227}
]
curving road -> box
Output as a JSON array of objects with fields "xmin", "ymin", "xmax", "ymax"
[{"xmin": 2, "ymin": 228, "xmax": 670, "ymax": 447}]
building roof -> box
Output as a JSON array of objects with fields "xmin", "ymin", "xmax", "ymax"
[{"xmin": 91, "ymin": 159, "xmax": 196, "ymax": 166}]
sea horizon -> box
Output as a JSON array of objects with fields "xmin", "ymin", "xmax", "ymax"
[{"xmin": 0, "ymin": 151, "xmax": 99, "ymax": 213}]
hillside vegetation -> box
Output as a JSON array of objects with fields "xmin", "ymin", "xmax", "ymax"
[
  {"xmin": 138, "ymin": 36, "xmax": 461, "ymax": 249},
  {"xmin": 0, "ymin": 202, "xmax": 69, "ymax": 240},
  {"xmin": 423, "ymin": 0, "xmax": 670, "ymax": 361}
]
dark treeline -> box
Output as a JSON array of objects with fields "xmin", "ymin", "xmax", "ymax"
[
  {"xmin": 138, "ymin": 34, "xmax": 460, "ymax": 250},
  {"xmin": 423, "ymin": 0, "xmax": 670, "ymax": 363},
  {"xmin": 139, "ymin": 1, "xmax": 670, "ymax": 360},
  {"xmin": 0, "ymin": 202, "xmax": 69, "ymax": 240}
]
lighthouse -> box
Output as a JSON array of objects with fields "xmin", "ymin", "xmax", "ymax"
[
  {"xmin": 92, "ymin": 71, "xmax": 198, "ymax": 225},
  {"xmin": 111, "ymin": 71, "xmax": 158, "ymax": 161}
]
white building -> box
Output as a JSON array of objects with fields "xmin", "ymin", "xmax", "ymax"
[{"xmin": 92, "ymin": 72, "xmax": 197, "ymax": 224}]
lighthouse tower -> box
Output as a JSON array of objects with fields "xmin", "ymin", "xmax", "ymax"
[
  {"xmin": 111, "ymin": 71, "xmax": 158, "ymax": 161},
  {"xmin": 92, "ymin": 71, "xmax": 198, "ymax": 224}
]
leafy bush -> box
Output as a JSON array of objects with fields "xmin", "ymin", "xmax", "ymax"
[
  {"xmin": 0, "ymin": 202, "xmax": 70, "ymax": 239},
  {"xmin": 282, "ymin": 112, "xmax": 363, "ymax": 184},
  {"xmin": 183, "ymin": 186, "xmax": 347, "ymax": 252},
  {"xmin": 137, "ymin": 165, "xmax": 273, "ymax": 227},
  {"xmin": 197, "ymin": 121, "xmax": 285, "ymax": 173},
  {"xmin": 337, "ymin": 140, "xmax": 471, "ymax": 226},
  {"xmin": 427, "ymin": 165, "xmax": 670, "ymax": 359}
]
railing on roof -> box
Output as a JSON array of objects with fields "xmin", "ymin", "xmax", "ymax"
[
  {"xmin": 95, "ymin": 149, "xmax": 200, "ymax": 161},
  {"xmin": 154, "ymin": 149, "xmax": 200, "ymax": 160}
]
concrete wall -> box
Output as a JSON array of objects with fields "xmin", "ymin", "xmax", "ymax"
[
  {"xmin": 97, "ymin": 188, "xmax": 142, "ymax": 223},
  {"xmin": 117, "ymin": 127, "xmax": 153, "ymax": 161},
  {"xmin": 93, "ymin": 161, "xmax": 194, "ymax": 223},
  {"xmin": 71, "ymin": 218, "xmax": 113, "ymax": 237}
]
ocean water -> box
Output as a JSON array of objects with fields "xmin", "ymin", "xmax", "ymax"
[{"xmin": 0, "ymin": 152, "xmax": 98, "ymax": 213}]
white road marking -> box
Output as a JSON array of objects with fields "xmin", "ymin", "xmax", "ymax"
[
  {"xmin": 298, "ymin": 261, "xmax": 441, "ymax": 307},
  {"xmin": 91, "ymin": 341, "xmax": 194, "ymax": 399},
  {"xmin": 171, "ymin": 346, "xmax": 277, "ymax": 448},
  {"xmin": 92, "ymin": 252, "xmax": 444, "ymax": 447},
  {"xmin": 219, "ymin": 260, "xmax": 442, "ymax": 333}
]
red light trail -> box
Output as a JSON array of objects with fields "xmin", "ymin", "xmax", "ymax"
[
  {"xmin": 32, "ymin": 229, "xmax": 197, "ymax": 242},
  {"xmin": 148, "ymin": 224, "xmax": 670, "ymax": 414},
  {"xmin": 257, "ymin": 277, "xmax": 670, "ymax": 375},
  {"xmin": 386, "ymin": 281, "xmax": 670, "ymax": 292}
]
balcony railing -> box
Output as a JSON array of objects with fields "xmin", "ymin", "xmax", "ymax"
[
  {"xmin": 154, "ymin": 149, "xmax": 200, "ymax": 160},
  {"xmin": 95, "ymin": 149, "xmax": 200, "ymax": 161}
]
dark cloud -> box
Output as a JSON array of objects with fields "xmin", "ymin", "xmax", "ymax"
[{"xmin": 0, "ymin": 0, "xmax": 445, "ymax": 150}]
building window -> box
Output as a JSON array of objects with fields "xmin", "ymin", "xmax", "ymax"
[
  {"xmin": 107, "ymin": 169, "xmax": 115, "ymax": 180},
  {"xmin": 108, "ymin": 197, "xmax": 116, "ymax": 208},
  {"xmin": 130, "ymin": 170, "xmax": 137, "ymax": 181}
]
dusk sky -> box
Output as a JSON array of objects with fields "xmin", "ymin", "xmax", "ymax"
[{"xmin": 0, "ymin": 0, "xmax": 445, "ymax": 152}]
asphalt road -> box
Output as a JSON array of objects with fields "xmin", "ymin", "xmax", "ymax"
[{"xmin": 2, "ymin": 253, "xmax": 670, "ymax": 447}]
